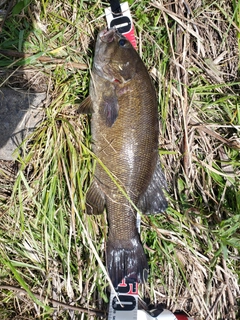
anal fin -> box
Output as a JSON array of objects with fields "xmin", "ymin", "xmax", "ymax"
[
  {"xmin": 86, "ymin": 179, "xmax": 105, "ymax": 215},
  {"xmin": 138, "ymin": 162, "xmax": 168, "ymax": 214}
]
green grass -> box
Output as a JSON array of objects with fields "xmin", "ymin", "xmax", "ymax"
[{"xmin": 0, "ymin": 0, "xmax": 240, "ymax": 319}]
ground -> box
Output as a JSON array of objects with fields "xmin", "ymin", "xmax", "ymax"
[{"xmin": 0, "ymin": 0, "xmax": 239, "ymax": 319}]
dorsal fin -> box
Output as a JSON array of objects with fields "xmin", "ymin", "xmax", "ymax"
[{"xmin": 77, "ymin": 95, "xmax": 94, "ymax": 114}]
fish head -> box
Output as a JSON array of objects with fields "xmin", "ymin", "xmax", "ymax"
[{"xmin": 93, "ymin": 28, "xmax": 139, "ymax": 83}]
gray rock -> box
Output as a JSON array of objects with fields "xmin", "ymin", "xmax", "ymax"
[{"xmin": 0, "ymin": 88, "xmax": 45, "ymax": 160}]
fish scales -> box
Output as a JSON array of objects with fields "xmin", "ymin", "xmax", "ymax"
[{"xmin": 78, "ymin": 28, "xmax": 167, "ymax": 287}]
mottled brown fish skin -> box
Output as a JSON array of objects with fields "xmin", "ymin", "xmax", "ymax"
[{"xmin": 80, "ymin": 28, "xmax": 167, "ymax": 287}]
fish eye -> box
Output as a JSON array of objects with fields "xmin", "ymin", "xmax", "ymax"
[{"xmin": 119, "ymin": 38, "xmax": 126, "ymax": 47}]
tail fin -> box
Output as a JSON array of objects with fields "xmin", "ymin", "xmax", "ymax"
[{"xmin": 106, "ymin": 235, "xmax": 149, "ymax": 288}]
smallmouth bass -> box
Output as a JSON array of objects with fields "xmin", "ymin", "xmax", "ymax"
[{"xmin": 79, "ymin": 28, "xmax": 167, "ymax": 287}]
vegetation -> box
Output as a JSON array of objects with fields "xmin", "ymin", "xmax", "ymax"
[{"xmin": 0, "ymin": 0, "xmax": 239, "ymax": 319}]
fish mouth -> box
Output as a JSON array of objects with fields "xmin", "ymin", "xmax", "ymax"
[
  {"xmin": 94, "ymin": 28, "xmax": 123, "ymax": 83},
  {"xmin": 99, "ymin": 28, "xmax": 118, "ymax": 43}
]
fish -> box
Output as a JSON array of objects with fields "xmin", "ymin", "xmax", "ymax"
[{"xmin": 78, "ymin": 28, "xmax": 167, "ymax": 288}]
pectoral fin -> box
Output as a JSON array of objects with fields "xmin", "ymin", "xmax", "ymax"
[
  {"xmin": 86, "ymin": 179, "xmax": 105, "ymax": 215},
  {"xmin": 138, "ymin": 162, "xmax": 168, "ymax": 214},
  {"xmin": 77, "ymin": 95, "xmax": 94, "ymax": 114},
  {"xmin": 100, "ymin": 95, "xmax": 119, "ymax": 127}
]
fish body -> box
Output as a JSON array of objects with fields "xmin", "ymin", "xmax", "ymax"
[{"xmin": 79, "ymin": 28, "xmax": 167, "ymax": 287}]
